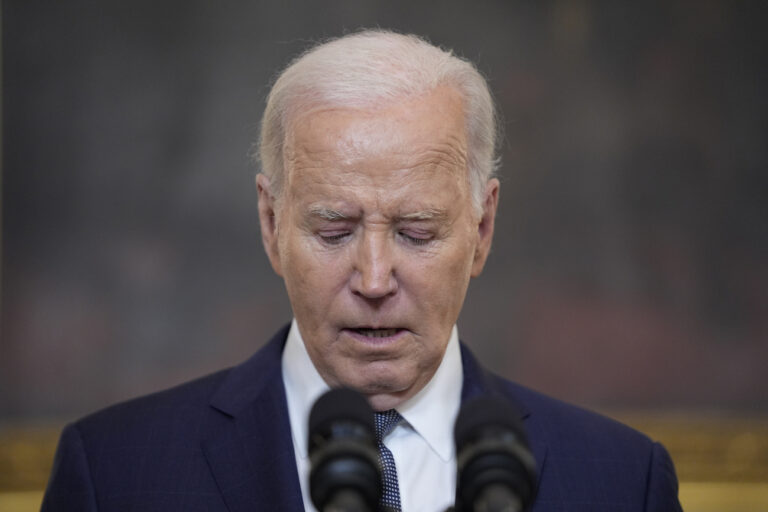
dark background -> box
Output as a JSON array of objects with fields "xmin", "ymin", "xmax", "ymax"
[{"xmin": 3, "ymin": 0, "xmax": 767, "ymax": 423}]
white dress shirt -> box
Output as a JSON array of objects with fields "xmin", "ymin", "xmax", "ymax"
[{"xmin": 282, "ymin": 319, "xmax": 463, "ymax": 512}]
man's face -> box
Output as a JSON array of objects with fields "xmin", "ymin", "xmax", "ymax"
[{"xmin": 258, "ymin": 87, "xmax": 498, "ymax": 410}]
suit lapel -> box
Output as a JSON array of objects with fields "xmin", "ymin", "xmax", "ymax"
[
  {"xmin": 459, "ymin": 343, "xmax": 548, "ymax": 492},
  {"xmin": 203, "ymin": 326, "xmax": 304, "ymax": 511}
]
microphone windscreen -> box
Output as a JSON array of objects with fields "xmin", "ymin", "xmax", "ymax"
[
  {"xmin": 454, "ymin": 396, "xmax": 537, "ymax": 512},
  {"xmin": 309, "ymin": 388, "xmax": 375, "ymax": 444},
  {"xmin": 308, "ymin": 388, "xmax": 381, "ymax": 511}
]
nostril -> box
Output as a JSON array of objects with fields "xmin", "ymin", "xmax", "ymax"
[{"xmin": 351, "ymin": 269, "xmax": 398, "ymax": 300}]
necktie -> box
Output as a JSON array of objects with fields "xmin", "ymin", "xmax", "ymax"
[{"xmin": 374, "ymin": 410, "xmax": 403, "ymax": 512}]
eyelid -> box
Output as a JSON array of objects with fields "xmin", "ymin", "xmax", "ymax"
[
  {"xmin": 318, "ymin": 231, "xmax": 351, "ymax": 245},
  {"xmin": 313, "ymin": 217, "xmax": 351, "ymax": 232},
  {"xmin": 398, "ymin": 229, "xmax": 434, "ymax": 245},
  {"xmin": 400, "ymin": 229, "xmax": 431, "ymax": 238}
]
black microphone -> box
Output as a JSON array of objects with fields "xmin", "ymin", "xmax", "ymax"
[
  {"xmin": 454, "ymin": 396, "xmax": 537, "ymax": 512},
  {"xmin": 308, "ymin": 388, "xmax": 382, "ymax": 512}
]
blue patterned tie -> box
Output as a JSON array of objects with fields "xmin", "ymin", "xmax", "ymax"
[{"xmin": 374, "ymin": 410, "xmax": 403, "ymax": 512}]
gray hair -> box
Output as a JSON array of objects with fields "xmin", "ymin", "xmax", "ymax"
[{"xmin": 256, "ymin": 29, "xmax": 499, "ymax": 214}]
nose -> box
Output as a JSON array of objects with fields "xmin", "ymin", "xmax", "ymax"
[{"xmin": 350, "ymin": 230, "xmax": 398, "ymax": 300}]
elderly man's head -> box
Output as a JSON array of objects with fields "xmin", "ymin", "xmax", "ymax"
[
  {"xmin": 256, "ymin": 30, "xmax": 500, "ymax": 410},
  {"xmin": 258, "ymin": 29, "xmax": 498, "ymax": 215}
]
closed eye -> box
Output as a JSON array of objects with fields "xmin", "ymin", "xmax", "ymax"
[
  {"xmin": 398, "ymin": 231, "xmax": 432, "ymax": 246},
  {"xmin": 319, "ymin": 232, "xmax": 351, "ymax": 245}
]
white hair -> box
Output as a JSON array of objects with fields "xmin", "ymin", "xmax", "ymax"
[{"xmin": 256, "ymin": 29, "xmax": 499, "ymax": 214}]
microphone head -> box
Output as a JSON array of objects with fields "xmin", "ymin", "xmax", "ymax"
[
  {"xmin": 309, "ymin": 387, "xmax": 376, "ymax": 450},
  {"xmin": 308, "ymin": 388, "xmax": 381, "ymax": 511},
  {"xmin": 454, "ymin": 396, "xmax": 537, "ymax": 511}
]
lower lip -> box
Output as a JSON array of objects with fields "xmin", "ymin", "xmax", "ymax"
[{"xmin": 342, "ymin": 328, "xmax": 409, "ymax": 345}]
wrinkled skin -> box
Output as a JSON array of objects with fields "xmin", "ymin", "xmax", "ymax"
[{"xmin": 258, "ymin": 86, "xmax": 499, "ymax": 410}]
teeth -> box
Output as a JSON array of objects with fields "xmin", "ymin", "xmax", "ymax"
[{"xmin": 356, "ymin": 328, "xmax": 399, "ymax": 338}]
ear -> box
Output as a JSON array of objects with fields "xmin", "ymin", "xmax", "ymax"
[
  {"xmin": 256, "ymin": 173, "xmax": 283, "ymax": 276},
  {"xmin": 470, "ymin": 178, "xmax": 499, "ymax": 277}
]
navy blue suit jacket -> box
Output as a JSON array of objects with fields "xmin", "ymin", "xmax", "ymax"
[{"xmin": 43, "ymin": 325, "xmax": 682, "ymax": 511}]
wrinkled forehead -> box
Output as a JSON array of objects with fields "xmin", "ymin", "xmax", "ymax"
[{"xmin": 282, "ymin": 86, "xmax": 469, "ymax": 182}]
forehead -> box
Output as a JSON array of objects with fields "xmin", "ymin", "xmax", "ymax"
[{"xmin": 282, "ymin": 87, "xmax": 469, "ymax": 193}]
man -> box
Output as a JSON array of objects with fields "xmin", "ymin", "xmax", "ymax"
[{"xmin": 43, "ymin": 30, "xmax": 682, "ymax": 511}]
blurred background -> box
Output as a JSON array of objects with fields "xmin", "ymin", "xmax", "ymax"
[{"xmin": 2, "ymin": 1, "xmax": 767, "ymax": 510}]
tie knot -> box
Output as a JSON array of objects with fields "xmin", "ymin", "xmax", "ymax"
[{"xmin": 374, "ymin": 409, "xmax": 402, "ymax": 442}]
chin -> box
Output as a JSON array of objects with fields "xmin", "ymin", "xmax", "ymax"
[
  {"xmin": 349, "ymin": 373, "xmax": 416, "ymax": 411},
  {"xmin": 366, "ymin": 393, "xmax": 407, "ymax": 412}
]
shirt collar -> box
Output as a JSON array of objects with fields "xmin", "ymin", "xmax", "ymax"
[{"xmin": 281, "ymin": 320, "xmax": 463, "ymax": 462}]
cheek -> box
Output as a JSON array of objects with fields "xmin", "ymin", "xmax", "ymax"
[
  {"xmin": 280, "ymin": 238, "xmax": 316, "ymax": 306},
  {"xmin": 406, "ymin": 243, "xmax": 475, "ymax": 315},
  {"xmin": 282, "ymin": 237, "xmax": 350, "ymax": 314}
]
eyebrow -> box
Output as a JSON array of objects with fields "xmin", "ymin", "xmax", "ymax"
[
  {"xmin": 307, "ymin": 206, "xmax": 448, "ymax": 222},
  {"xmin": 398, "ymin": 208, "xmax": 448, "ymax": 222},
  {"xmin": 307, "ymin": 206, "xmax": 350, "ymax": 221}
]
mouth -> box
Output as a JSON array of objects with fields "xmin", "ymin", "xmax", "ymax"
[
  {"xmin": 352, "ymin": 328, "xmax": 401, "ymax": 338},
  {"xmin": 343, "ymin": 327, "xmax": 408, "ymax": 343}
]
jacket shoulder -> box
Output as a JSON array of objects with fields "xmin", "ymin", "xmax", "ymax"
[
  {"xmin": 73, "ymin": 368, "xmax": 230, "ymax": 441},
  {"xmin": 500, "ymin": 376, "xmax": 654, "ymax": 451},
  {"xmin": 491, "ymin": 377, "xmax": 682, "ymax": 511}
]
